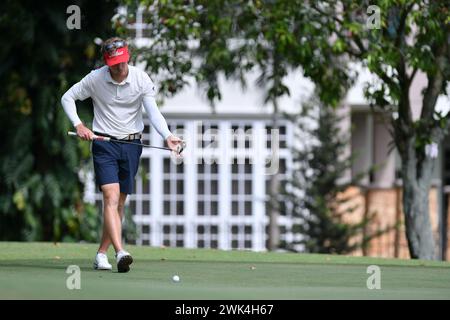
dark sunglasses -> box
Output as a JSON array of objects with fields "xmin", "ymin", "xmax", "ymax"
[{"xmin": 103, "ymin": 40, "xmax": 127, "ymax": 54}]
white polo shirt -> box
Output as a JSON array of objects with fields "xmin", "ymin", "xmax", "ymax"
[{"xmin": 61, "ymin": 65, "xmax": 172, "ymax": 140}]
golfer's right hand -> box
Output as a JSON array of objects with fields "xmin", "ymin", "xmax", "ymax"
[{"xmin": 75, "ymin": 123, "xmax": 94, "ymax": 141}]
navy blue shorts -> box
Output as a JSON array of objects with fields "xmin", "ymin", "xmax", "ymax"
[{"xmin": 92, "ymin": 139, "xmax": 143, "ymax": 194}]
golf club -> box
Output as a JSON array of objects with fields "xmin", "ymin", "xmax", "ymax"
[{"xmin": 68, "ymin": 131, "xmax": 186, "ymax": 154}]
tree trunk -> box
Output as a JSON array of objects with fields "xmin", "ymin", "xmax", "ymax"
[
  {"xmin": 268, "ymin": 170, "xmax": 280, "ymax": 251},
  {"xmin": 268, "ymin": 102, "xmax": 280, "ymax": 251},
  {"xmin": 401, "ymin": 143, "xmax": 436, "ymax": 260}
]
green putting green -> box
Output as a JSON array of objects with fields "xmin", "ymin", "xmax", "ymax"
[{"xmin": 0, "ymin": 242, "xmax": 449, "ymax": 299}]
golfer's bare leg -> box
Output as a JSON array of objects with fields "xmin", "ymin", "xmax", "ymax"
[
  {"xmin": 98, "ymin": 183, "xmax": 123, "ymax": 253},
  {"xmin": 98, "ymin": 192, "xmax": 128, "ymax": 253}
]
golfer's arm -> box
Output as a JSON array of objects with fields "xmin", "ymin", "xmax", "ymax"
[
  {"xmin": 61, "ymin": 78, "xmax": 91, "ymax": 127},
  {"xmin": 142, "ymin": 96, "xmax": 172, "ymax": 140}
]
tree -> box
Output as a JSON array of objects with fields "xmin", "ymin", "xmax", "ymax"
[
  {"xmin": 309, "ymin": 0, "xmax": 449, "ymax": 259},
  {"xmin": 118, "ymin": 0, "xmax": 351, "ymax": 105},
  {"xmin": 0, "ymin": 0, "xmax": 118, "ymax": 241},
  {"xmin": 283, "ymin": 96, "xmax": 377, "ymax": 254}
]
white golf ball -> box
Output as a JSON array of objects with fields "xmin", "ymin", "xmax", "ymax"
[{"xmin": 172, "ymin": 275, "xmax": 180, "ymax": 282}]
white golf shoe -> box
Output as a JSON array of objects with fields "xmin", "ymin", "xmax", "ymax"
[
  {"xmin": 93, "ymin": 252, "xmax": 112, "ymax": 270},
  {"xmin": 116, "ymin": 250, "xmax": 133, "ymax": 273}
]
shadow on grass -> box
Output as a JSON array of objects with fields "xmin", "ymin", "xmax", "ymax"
[{"xmin": 0, "ymin": 259, "xmax": 94, "ymax": 272}]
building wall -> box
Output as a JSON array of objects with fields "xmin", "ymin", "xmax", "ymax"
[
  {"xmin": 351, "ymin": 111, "xmax": 372, "ymax": 185},
  {"xmin": 350, "ymin": 109, "xmax": 397, "ymax": 188},
  {"xmin": 341, "ymin": 186, "xmax": 440, "ymax": 259},
  {"xmin": 446, "ymin": 193, "xmax": 450, "ymax": 259},
  {"xmin": 373, "ymin": 115, "xmax": 396, "ymax": 187}
]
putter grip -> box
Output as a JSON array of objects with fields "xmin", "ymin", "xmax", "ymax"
[
  {"xmin": 93, "ymin": 135, "xmax": 110, "ymax": 141},
  {"xmin": 67, "ymin": 131, "xmax": 110, "ymax": 141}
]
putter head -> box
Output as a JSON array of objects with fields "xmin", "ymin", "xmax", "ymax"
[{"xmin": 177, "ymin": 141, "xmax": 186, "ymax": 155}]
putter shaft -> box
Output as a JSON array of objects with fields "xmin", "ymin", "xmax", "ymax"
[{"xmin": 67, "ymin": 131, "xmax": 185, "ymax": 154}]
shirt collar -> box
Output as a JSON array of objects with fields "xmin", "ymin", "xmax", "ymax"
[{"xmin": 104, "ymin": 66, "xmax": 131, "ymax": 85}]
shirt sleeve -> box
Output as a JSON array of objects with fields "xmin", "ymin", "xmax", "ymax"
[
  {"xmin": 142, "ymin": 96, "xmax": 172, "ymax": 140},
  {"xmin": 61, "ymin": 73, "xmax": 93, "ymax": 127},
  {"xmin": 141, "ymin": 72, "xmax": 157, "ymax": 99}
]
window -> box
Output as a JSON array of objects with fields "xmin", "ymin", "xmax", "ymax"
[
  {"xmin": 196, "ymin": 158, "xmax": 220, "ymax": 216},
  {"xmin": 231, "ymin": 124, "xmax": 252, "ymax": 149},
  {"xmin": 141, "ymin": 158, "xmax": 150, "ymax": 194},
  {"xmin": 139, "ymin": 224, "xmax": 151, "ymax": 246},
  {"xmin": 162, "ymin": 158, "xmax": 185, "ymax": 216},
  {"xmin": 351, "ymin": 111, "xmax": 396, "ymax": 187},
  {"xmin": 162, "ymin": 224, "xmax": 184, "ymax": 247},
  {"xmin": 266, "ymin": 124, "xmax": 287, "ymax": 149},
  {"xmin": 198, "ymin": 123, "xmax": 219, "ymax": 149},
  {"xmin": 196, "ymin": 224, "xmax": 219, "ymax": 248},
  {"xmin": 231, "ymin": 157, "xmax": 253, "ymax": 216},
  {"xmin": 231, "ymin": 224, "xmax": 252, "ymax": 249},
  {"xmin": 142, "ymin": 200, "xmax": 150, "ymax": 215},
  {"xmin": 142, "ymin": 124, "xmax": 151, "ymax": 145}
]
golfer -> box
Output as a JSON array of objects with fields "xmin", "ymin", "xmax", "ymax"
[{"xmin": 61, "ymin": 37, "xmax": 182, "ymax": 272}]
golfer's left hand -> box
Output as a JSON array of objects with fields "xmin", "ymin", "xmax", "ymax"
[{"xmin": 166, "ymin": 135, "xmax": 183, "ymax": 152}]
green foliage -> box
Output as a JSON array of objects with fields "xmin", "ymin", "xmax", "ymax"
[
  {"xmin": 117, "ymin": 0, "xmax": 448, "ymax": 151},
  {"xmin": 122, "ymin": 206, "xmax": 139, "ymax": 245},
  {"xmin": 118, "ymin": 0, "xmax": 353, "ymax": 107},
  {"xmin": 316, "ymin": 1, "xmax": 449, "ymax": 142},
  {"xmin": 58, "ymin": 204, "xmax": 101, "ymax": 243},
  {"xmin": 281, "ymin": 96, "xmax": 376, "ymax": 254},
  {"xmin": 0, "ymin": 0, "xmax": 118, "ymax": 241}
]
